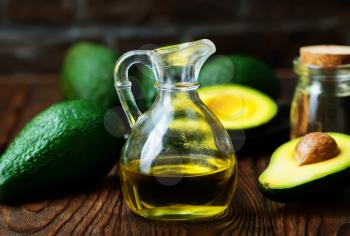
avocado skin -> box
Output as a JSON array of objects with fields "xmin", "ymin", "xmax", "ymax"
[
  {"xmin": 0, "ymin": 100, "xmax": 123, "ymax": 203},
  {"xmin": 259, "ymin": 166, "xmax": 350, "ymax": 202},
  {"xmin": 60, "ymin": 42, "xmax": 119, "ymax": 107}
]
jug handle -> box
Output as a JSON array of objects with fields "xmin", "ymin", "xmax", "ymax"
[{"xmin": 114, "ymin": 50, "xmax": 155, "ymax": 128}]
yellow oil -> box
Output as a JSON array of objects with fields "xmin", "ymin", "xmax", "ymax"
[{"xmin": 120, "ymin": 155, "xmax": 237, "ymax": 220}]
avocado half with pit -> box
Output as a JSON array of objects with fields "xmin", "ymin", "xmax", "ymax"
[{"xmin": 259, "ymin": 132, "xmax": 350, "ymax": 202}]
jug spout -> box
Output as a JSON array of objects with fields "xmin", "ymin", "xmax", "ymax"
[{"xmin": 152, "ymin": 39, "xmax": 216, "ymax": 86}]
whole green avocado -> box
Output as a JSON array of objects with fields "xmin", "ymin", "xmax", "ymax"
[
  {"xmin": 0, "ymin": 100, "xmax": 124, "ymax": 203},
  {"xmin": 60, "ymin": 42, "xmax": 118, "ymax": 107}
]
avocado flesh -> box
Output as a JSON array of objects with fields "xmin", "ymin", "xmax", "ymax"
[
  {"xmin": 259, "ymin": 132, "xmax": 350, "ymax": 202},
  {"xmin": 199, "ymin": 85, "xmax": 278, "ymax": 130}
]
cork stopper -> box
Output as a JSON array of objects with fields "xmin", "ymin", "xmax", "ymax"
[{"xmin": 300, "ymin": 45, "xmax": 350, "ymax": 68}]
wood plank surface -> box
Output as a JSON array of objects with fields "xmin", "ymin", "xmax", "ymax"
[{"xmin": 0, "ymin": 73, "xmax": 349, "ymax": 236}]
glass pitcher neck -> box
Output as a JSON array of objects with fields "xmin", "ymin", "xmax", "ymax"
[
  {"xmin": 155, "ymin": 65, "xmax": 198, "ymax": 89},
  {"xmin": 153, "ymin": 87, "xmax": 201, "ymax": 107}
]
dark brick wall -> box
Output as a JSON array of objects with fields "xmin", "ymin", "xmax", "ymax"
[{"xmin": 0, "ymin": 0, "xmax": 350, "ymax": 73}]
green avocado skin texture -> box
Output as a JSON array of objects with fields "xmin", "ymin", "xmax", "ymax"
[
  {"xmin": 139, "ymin": 66, "xmax": 157, "ymax": 109},
  {"xmin": 0, "ymin": 100, "xmax": 122, "ymax": 203},
  {"xmin": 199, "ymin": 55, "xmax": 280, "ymax": 99},
  {"xmin": 60, "ymin": 42, "xmax": 118, "ymax": 107},
  {"xmin": 259, "ymin": 166, "xmax": 350, "ymax": 202}
]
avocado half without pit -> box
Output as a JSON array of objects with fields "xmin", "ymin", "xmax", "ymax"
[
  {"xmin": 199, "ymin": 84, "xmax": 278, "ymax": 130},
  {"xmin": 198, "ymin": 84, "xmax": 283, "ymax": 152},
  {"xmin": 259, "ymin": 132, "xmax": 350, "ymax": 202}
]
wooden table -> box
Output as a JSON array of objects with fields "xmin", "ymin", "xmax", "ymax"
[{"xmin": 0, "ymin": 73, "xmax": 350, "ymax": 236}]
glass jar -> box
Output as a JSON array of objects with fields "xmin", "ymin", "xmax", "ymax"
[{"xmin": 291, "ymin": 59, "xmax": 350, "ymax": 138}]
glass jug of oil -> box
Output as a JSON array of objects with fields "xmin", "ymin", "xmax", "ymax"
[{"xmin": 114, "ymin": 39, "xmax": 237, "ymax": 220}]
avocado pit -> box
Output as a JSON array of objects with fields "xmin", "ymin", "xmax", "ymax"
[{"xmin": 294, "ymin": 132, "xmax": 340, "ymax": 165}]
